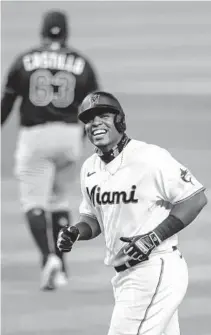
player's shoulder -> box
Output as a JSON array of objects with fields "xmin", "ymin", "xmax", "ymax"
[
  {"xmin": 9, "ymin": 45, "xmax": 42, "ymax": 69},
  {"xmin": 63, "ymin": 46, "xmax": 87, "ymax": 62},
  {"xmin": 18, "ymin": 45, "xmax": 43, "ymax": 58},
  {"xmin": 127, "ymin": 139, "xmax": 171, "ymax": 164},
  {"xmin": 70, "ymin": 47, "xmax": 96, "ymax": 69},
  {"xmin": 127, "ymin": 139, "xmax": 165, "ymax": 154},
  {"xmin": 5, "ymin": 49, "xmax": 30, "ymax": 75},
  {"xmin": 80, "ymin": 153, "xmax": 99, "ymax": 175},
  {"xmin": 63, "ymin": 46, "xmax": 97, "ymax": 76}
]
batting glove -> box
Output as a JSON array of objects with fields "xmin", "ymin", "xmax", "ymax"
[
  {"xmin": 120, "ymin": 231, "xmax": 161, "ymax": 262},
  {"xmin": 57, "ymin": 225, "xmax": 80, "ymax": 252}
]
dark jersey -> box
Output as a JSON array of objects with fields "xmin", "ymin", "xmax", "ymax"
[{"xmin": 1, "ymin": 43, "xmax": 99, "ymax": 126}]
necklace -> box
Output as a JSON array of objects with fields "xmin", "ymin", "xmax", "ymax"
[
  {"xmin": 97, "ymin": 134, "xmax": 130, "ymax": 177},
  {"xmin": 96, "ymin": 134, "xmax": 130, "ymax": 164},
  {"xmin": 100, "ymin": 144, "xmax": 125, "ymax": 176}
]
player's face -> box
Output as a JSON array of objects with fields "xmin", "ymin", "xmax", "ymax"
[{"xmin": 85, "ymin": 111, "xmax": 122, "ymax": 152}]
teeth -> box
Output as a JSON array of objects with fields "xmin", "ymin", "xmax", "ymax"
[{"xmin": 93, "ymin": 129, "xmax": 106, "ymax": 135}]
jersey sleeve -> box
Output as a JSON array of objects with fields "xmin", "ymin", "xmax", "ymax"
[
  {"xmin": 153, "ymin": 148, "xmax": 205, "ymax": 204},
  {"xmin": 79, "ymin": 162, "xmax": 97, "ymax": 218},
  {"xmin": 1, "ymin": 56, "xmax": 22, "ymax": 124},
  {"xmin": 2, "ymin": 55, "xmax": 22, "ymax": 94}
]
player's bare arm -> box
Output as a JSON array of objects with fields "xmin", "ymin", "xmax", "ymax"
[
  {"xmin": 57, "ymin": 214, "xmax": 101, "ymax": 252},
  {"xmin": 121, "ymin": 190, "xmax": 208, "ymax": 262},
  {"xmin": 76, "ymin": 214, "xmax": 101, "ymax": 240}
]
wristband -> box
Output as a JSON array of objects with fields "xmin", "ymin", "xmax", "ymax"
[{"xmin": 153, "ymin": 215, "xmax": 184, "ymax": 242}]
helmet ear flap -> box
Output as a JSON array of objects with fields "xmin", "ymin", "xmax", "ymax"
[{"xmin": 114, "ymin": 113, "xmax": 126, "ymax": 133}]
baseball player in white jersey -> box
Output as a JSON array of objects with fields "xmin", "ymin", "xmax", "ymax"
[{"xmin": 57, "ymin": 91, "xmax": 207, "ymax": 335}]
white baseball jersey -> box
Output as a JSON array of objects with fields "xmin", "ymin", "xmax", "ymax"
[{"xmin": 79, "ymin": 140, "xmax": 204, "ymax": 266}]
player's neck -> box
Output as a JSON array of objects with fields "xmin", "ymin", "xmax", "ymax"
[
  {"xmin": 42, "ymin": 38, "xmax": 66, "ymax": 49},
  {"xmin": 96, "ymin": 133, "xmax": 131, "ymax": 164}
]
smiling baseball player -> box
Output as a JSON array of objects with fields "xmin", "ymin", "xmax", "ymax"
[{"xmin": 57, "ymin": 91, "xmax": 207, "ymax": 335}]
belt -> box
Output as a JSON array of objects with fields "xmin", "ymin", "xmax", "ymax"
[{"xmin": 114, "ymin": 246, "xmax": 178, "ymax": 273}]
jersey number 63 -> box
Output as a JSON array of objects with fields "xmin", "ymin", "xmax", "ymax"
[{"xmin": 29, "ymin": 69, "xmax": 76, "ymax": 108}]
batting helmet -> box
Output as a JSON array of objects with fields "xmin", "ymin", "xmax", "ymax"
[
  {"xmin": 41, "ymin": 11, "xmax": 68, "ymax": 40},
  {"xmin": 79, "ymin": 91, "xmax": 126, "ymax": 133}
]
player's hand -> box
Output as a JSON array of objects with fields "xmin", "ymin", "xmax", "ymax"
[
  {"xmin": 120, "ymin": 231, "xmax": 160, "ymax": 262},
  {"xmin": 57, "ymin": 225, "xmax": 80, "ymax": 252}
]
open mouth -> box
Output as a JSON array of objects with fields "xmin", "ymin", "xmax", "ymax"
[{"xmin": 92, "ymin": 129, "xmax": 107, "ymax": 136}]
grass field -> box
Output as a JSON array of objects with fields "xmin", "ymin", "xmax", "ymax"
[{"xmin": 1, "ymin": 2, "xmax": 211, "ymax": 335}]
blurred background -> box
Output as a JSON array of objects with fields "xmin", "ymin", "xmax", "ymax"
[{"xmin": 1, "ymin": 1, "xmax": 211, "ymax": 335}]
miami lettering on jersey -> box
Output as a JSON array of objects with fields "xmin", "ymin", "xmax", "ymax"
[{"xmin": 86, "ymin": 184, "xmax": 138, "ymax": 206}]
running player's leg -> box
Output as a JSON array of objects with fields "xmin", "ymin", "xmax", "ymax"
[
  {"xmin": 49, "ymin": 160, "xmax": 76, "ymax": 280},
  {"xmin": 49, "ymin": 123, "xmax": 84, "ymax": 282},
  {"xmin": 15, "ymin": 155, "xmax": 54, "ymax": 258},
  {"xmin": 15, "ymin": 151, "xmax": 63, "ymax": 289}
]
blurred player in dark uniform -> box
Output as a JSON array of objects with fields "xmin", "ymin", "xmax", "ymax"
[{"xmin": 1, "ymin": 10, "xmax": 99, "ymax": 290}]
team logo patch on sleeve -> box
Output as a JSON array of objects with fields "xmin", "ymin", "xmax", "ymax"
[{"xmin": 180, "ymin": 168, "xmax": 194, "ymax": 185}]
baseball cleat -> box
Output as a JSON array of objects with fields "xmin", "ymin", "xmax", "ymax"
[
  {"xmin": 40, "ymin": 254, "xmax": 62, "ymax": 291},
  {"xmin": 54, "ymin": 271, "xmax": 68, "ymax": 287}
]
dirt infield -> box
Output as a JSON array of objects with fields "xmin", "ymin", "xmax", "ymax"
[{"xmin": 1, "ymin": 2, "xmax": 211, "ymax": 335}]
